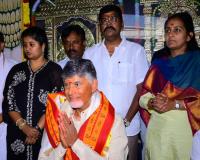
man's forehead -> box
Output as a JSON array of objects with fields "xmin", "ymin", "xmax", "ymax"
[
  {"xmin": 101, "ymin": 11, "xmax": 117, "ymax": 17},
  {"xmin": 64, "ymin": 75, "xmax": 86, "ymax": 83}
]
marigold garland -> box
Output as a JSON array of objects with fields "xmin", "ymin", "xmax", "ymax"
[
  {"xmin": 22, "ymin": 0, "xmax": 30, "ymax": 30},
  {"xmin": 0, "ymin": 0, "xmax": 22, "ymax": 48}
]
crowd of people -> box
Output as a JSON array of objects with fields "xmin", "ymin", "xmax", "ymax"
[{"xmin": 0, "ymin": 4, "xmax": 200, "ymax": 160}]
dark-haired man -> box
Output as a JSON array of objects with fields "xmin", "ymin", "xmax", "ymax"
[
  {"xmin": 83, "ymin": 4, "xmax": 149, "ymax": 160},
  {"xmin": 58, "ymin": 25, "xmax": 86, "ymax": 68}
]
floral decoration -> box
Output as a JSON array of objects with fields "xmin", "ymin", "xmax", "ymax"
[{"xmin": 0, "ymin": 0, "xmax": 30, "ymax": 49}]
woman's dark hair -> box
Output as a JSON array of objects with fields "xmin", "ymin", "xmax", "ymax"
[
  {"xmin": 98, "ymin": 4, "xmax": 123, "ymax": 23},
  {"xmin": 152, "ymin": 12, "xmax": 199, "ymax": 62},
  {"xmin": 21, "ymin": 26, "xmax": 49, "ymax": 59},
  {"xmin": 61, "ymin": 25, "xmax": 85, "ymax": 42}
]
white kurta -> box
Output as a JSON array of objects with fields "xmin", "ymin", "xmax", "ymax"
[
  {"xmin": 38, "ymin": 91, "xmax": 128, "ymax": 160},
  {"xmin": 83, "ymin": 37, "xmax": 149, "ymax": 136},
  {"xmin": 191, "ymin": 130, "xmax": 200, "ymax": 160},
  {"xmin": 0, "ymin": 53, "xmax": 17, "ymax": 160}
]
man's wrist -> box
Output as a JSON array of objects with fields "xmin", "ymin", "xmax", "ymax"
[
  {"xmin": 35, "ymin": 125, "xmax": 43, "ymax": 135},
  {"xmin": 69, "ymin": 137, "xmax": 78, "ymax": 148},
  {"xmin": 123, "ymin": 118, "xmax": 130, "ymax": 127}
]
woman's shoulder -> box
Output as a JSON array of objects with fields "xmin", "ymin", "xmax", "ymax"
[
  {"xmin": 10, "ymin": 61, "xmax": 27, "ymax": 71},
  {"xmin": 192, "ymin": 49, "xmax": 200, "ymax": 55},
  {"xmin": 48, "ymin": 60, "xmax": 62, "ymax": 69},
  {"xmin": 151, "ymin": 48, "xmax": 170, "ymax": 63},
  {"xmin": 6, "ymin": 62, "xmax": 28, "ymax": 79},
  {"xmin": 187, "ymin": 50, "xmax": 200, "ymax": 60},
  {"xmin": 47, "ymin": 60, "xmax": 62, "ymax": 70}
]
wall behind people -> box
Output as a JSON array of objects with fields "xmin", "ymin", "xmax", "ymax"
[
  {"xmin": 0, "ymin": 0, "xmax": 32, "ymax": 62},
  {"xmin": 32, "ymin": 0, "xmax": 200, "ymax": 63},
  {"xmin": 0, "ymin": 0, "xmax": 199, "ymax": 62}
]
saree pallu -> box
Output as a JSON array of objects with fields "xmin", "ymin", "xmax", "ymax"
[{"xmin": 140, "ymin": 50, "xmax": 200, "ymax": 134}]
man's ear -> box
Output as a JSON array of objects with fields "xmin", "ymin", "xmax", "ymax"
[
  {"xmin": 121, "ymin": 21, "xmax": 124, "ymax": 30},
  {"xmin": 83, "ymin": 40, "xmax": 86, "ymax": 47},
  {"xmin": 0, "ymin": 42, "xmax": 5, "ymax": 52},
  {"xmin": 92, "ymin": 79, "xmax": 98, "ymax": 93}
]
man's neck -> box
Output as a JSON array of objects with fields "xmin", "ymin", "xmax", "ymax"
[{"xmin": 105, "ymin": 37, "xmax": 122, "ymax": 56}]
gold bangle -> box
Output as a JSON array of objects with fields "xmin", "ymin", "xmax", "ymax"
[
  {"xmin": 16, "ymin": 118, "xmax": 26, "ymax": 129},
  {"xmin": 16, "ymin": 118, "xmax": 23, "ymax": 126},
  {"xmin": 19, "ymin": 121, "xmax": 26, "ymax": 130}
]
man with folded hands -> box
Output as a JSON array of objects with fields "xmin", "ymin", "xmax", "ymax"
[{"xmin": 38, "ymin": 59, "xmax": 128, "ymax": 160}]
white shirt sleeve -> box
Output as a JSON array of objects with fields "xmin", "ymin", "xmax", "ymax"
[{"xmin": 134, "ymin": 46, "xmax": 149, "ymax": 85}]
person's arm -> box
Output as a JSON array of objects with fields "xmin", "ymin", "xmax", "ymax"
[
  {"xmin": 8, "ymin": 111, "xmax": 40, "ymax": 143},
  {"xmin": 37, "ymin": 114, "xmax": 45, "ymax": 130},
  {"xmin": 106, "ymin": 115, "xmax": 128, "ymax": 160},
  {"xmin": 124, "ymin": 83, "xmax": 142, "ymax": 123},
  {"xmin": 151, "ymin": 93, "xmax": 186, "ymax": 113},
  {"xmin": 125, "ymin": 46, "xmax": 149, "ymax": 124}
]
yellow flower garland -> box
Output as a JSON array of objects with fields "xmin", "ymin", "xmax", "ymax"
[{"xmin": 22, "ymin": 0, "xmax": 30, "ymax": 30}]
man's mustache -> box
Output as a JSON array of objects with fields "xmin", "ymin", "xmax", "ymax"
[
  {"xmin": 68, "ymin": 49, "xmax": 77, "ymax": 53},
  {"xmin": 103, "ymin": 26, "xmax": 116, "ymax": 33}
]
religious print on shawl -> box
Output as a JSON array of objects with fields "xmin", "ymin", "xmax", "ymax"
[{"xmin": 2, "ymin": 60, "xmax": 63, "ymax": 160}]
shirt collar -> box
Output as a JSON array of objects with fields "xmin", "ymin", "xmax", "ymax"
[
  {"xmin": 101, "ymin": 36, "xmax": 126, "ymax": 48},
  {"xmin": 0, "ymin": 52, "xmax": 4, "ymax": 67},
  {"xmin": 64, "ymin": 56, "xmax": 70, "ymax": 62}
]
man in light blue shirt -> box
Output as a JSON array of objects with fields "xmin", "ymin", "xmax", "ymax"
[{"xmin": 58, "ymin": 25, "xmax": 86, "ymax": 68}]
